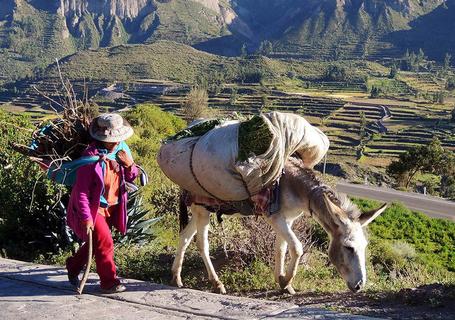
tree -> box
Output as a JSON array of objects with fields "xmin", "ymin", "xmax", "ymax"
[
  {"xmin": 387, "ymin": 138, "xmax": 448, "ymax": 188},
  {"xmin": 323, "ymin": 65, "xmax": 350, "ymax": 82},
  {"xmin": 240, "ymin": 66, "xmax": 264, "ymax": 84},
  {"xmin": 451, "ymin": 106, "xmax": 455, "ymax": 122},
  {"xmin": 446, "ymin": 76, "xmax": 455, "ymax": 91},
  {"xmin": 433, "ymin": 91, "xmax": 446, "ymax": 104},
  {"xmin": 181, "ymin": 87, "xmax": 210, "ymax": 121},
  {"xmin": 444, "ymin": 53, "xmax": 451, "ymax": 71},
  {"xmin": 0, "ymin": 111, "xmax": 70, "ymax": 260},
  {"xmin": 417, "ymin": 48, "xmax": 426, "ymax": 65},
  {"xmin": 258, "ymin": 40, "xmax": 273, "ymax": 56},
  {"xmin": 401, "ymin": 50, "xmax": 419, "ymax": 72},
  {"xmin": 240, "ymin": 43, "xmax": 248, "ymax": 58},
  {"xmin": 230, "ymin": 88, "xmax": 238, "ymax": 106},
  {"xmin": 370, "ymin": 86, "xmax": 381, "ymax": 98},
  {"xmin": 359, "ymin": 111, "xmax": 367, "ymax": 141},
  {"xmin": 389, "ymin": 63, "xmax": 398, "ymax": 79}
]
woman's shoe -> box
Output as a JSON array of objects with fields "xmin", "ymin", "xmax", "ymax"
[
  {"xmin": 67, "ymin": 273, "xmax": 80, "ymax": 287},
  {"xmin": 100, "ymin": 284, "xmax": 126, "ymax": 294}
]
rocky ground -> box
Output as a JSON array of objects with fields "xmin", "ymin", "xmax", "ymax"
[{"xmin": 248, "ymin": 284, "xmax": 455, "ymax": 320}]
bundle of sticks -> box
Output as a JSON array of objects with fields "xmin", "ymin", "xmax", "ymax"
[{"xmin": 12, "ymin": 65, "xmax": 98, "ymax": 168}]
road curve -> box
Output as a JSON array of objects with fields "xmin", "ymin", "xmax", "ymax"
[{"xmin": 337, "ymin": 182, "xmax": 455, "ymax": 222}]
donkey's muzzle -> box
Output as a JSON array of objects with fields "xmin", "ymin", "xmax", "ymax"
[{"xmin": 349, "ymin": 280, "xmax": 363, "ymax": 293}]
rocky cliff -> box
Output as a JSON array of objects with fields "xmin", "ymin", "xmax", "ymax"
[{"xmin": 58, "ymin": 0, "xmax": 153, "ymax": 20}]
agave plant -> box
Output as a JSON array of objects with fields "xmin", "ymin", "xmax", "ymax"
[{"xmin": 114, "ymin": 187, "xmax": 161, "ymax": 246}]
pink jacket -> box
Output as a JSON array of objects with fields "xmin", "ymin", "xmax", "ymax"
[{"xmin": 66, "ymin": 143, "xmax": 139, "ymax": 241}]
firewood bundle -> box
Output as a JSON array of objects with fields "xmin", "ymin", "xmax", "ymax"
[
  {"xmin": 29, "ymin": 103, "xmax": 98, "ymax": 162},
  {"xmin": 12, "ymin": 72, "xmax": 98, "ymax": 166}
]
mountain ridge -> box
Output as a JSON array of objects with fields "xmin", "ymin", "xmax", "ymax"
[{"xmin": 1, "ymin": 0, "xmax": 455, "ymax": 82}]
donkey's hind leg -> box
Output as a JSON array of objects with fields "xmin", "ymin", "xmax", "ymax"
[
  {"xmin": 192, "ymin": 204, "xmax": 226, "ymax": 294},
  {"xmin": 266, "ymin": 215, "xmax": 302, "ymax": 295},
  {"xmin": 274, "ymin": 234, "xmax": 287, "ymax": 284},
  {"xmin": 171, "ymin": 212, "xmax": 197, "ymax": 288}
]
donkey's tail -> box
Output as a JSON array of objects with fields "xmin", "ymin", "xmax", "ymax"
[{"xmin": 179, "ymin": 190, "xmax": 189, "ymax": 232}]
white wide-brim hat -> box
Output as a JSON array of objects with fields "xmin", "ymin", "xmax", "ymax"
[{"xmin": 89, "ymin": 113, "xmax": 134, "ymax": 143}]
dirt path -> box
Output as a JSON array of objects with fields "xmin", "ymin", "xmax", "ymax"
[{"xmin": 248, "ymin": 284, "xmax": 455, "ymax": 319}]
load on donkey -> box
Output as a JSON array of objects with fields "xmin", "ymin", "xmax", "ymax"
[{"xmin": 158, "ymin": 111, "xmax": 388, "ymax": 294}]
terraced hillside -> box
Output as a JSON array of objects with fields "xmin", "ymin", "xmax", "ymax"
[
  {"xmin": 322, "ymin": 100, "xmax": 455, "ymax": 162},
  {"xmin": 3, "ymin": 75, "xmax": 453, "ymax": 170},
  {"xmin": 0, "ymin": 78, "xmax": 108, "ymax": 117}
]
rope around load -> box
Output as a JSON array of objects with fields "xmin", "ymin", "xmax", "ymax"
[{"xmin": 189, "ymin": 143, "xmax": 223, "ymax": 202}]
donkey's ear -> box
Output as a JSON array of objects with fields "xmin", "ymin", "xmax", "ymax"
[
  {"xmin": 322, "ymin": 193, "xmax": 349, "ymax": 225},
  {"xmin": 359, "ymin": 203, "xmax": 388, "ymax": 227}
]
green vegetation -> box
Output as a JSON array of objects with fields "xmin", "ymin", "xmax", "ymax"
[
  {"xmin": 169, "ymin": 119, "xmax": 222, "ymax": 141},
  {"xmin": 149, "ymin": 0, "xmax": 225, "ymax": 45},
  {"xmin": 387, "ymin": 139, "xmax": 455, "ymax": 197},
  {"xmin": 181, "ymin": 87, "xmax": 211, "ymax": 121},
  {"xmin": 2, "ymin": 106, "xmax": 454, "ymax": 297},
  {"xmin": 238, "ymin": 115, "xmax": 274, "ymax": 161},
  {"xmin": 0, "ymin": 1, "xmax": 75, "ymax": 80},
  {"xmin": 0, "ymin": 110, "xmax": 67, "ymax": 259},
  {"xmin": 355, "ymin": 199, "xmax": 455, "ymax": 272}
]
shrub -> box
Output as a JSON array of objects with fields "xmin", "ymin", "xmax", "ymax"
[
  {"xmin": 180, "ymin": 87, "xmax": 210, "ymax": 121},
  {"xmin": 446, "ymin": 76, "xmax": 455, "ymax": 91},
  {"xmin": 0, "ymin": 110, "xmax": 69, "ymax": 260},
  {"xmin": 323, "ymin": 65, "xmax": 351, "ymax": 82},
  {"xmin": 219, "ymin": 215, "xmax": 313, "ymax": 269}
]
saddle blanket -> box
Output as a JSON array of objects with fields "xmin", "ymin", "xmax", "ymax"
[{"xmin": 183, "ymin": 181, "xmax": 281, "ymax": 218}]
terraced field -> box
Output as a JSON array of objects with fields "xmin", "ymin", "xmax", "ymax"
[
  {"xmin": 0, "ymin": 78, "xmax": 108, "ymax": 117},
  {"xmin": 1, "ymin": 78, "xmax": 453, "ymax": 166},
  {"xmin": 398, "ymin": 72, "xmax": 446, "ymax": 94}
]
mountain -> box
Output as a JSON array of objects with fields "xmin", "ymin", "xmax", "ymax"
[
  {"xmin": 1, "ymin": 0, "xmax": 455, "ymax": 82},
  {"xmin": 230, "ymin": 0, "xmax": 451, "ymax": 59},
  {"xmin": 0, "ymin": 0, "xmax": 248, "ymax": 79}
]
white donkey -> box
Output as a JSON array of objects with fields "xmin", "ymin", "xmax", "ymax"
[{"xmin": 171, "ymin": 157, "xmax": 387, "ymax": 294}]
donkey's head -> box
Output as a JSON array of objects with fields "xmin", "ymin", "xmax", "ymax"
[{"xmin": 320, "ymin": 194, "xmax": 387, "ymax": 292}]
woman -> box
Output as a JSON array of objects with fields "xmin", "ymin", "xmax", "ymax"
[{"xmin": 65, "ymin": 113, "xmax": 138, "ymax": 293}]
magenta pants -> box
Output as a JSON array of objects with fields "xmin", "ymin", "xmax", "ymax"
[{"xmin": 66, "ymin": 214, "xmax": 120, "ymax": 289}]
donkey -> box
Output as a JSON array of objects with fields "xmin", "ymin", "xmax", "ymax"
[{"xmin": 171, "ymin": 157, "xmax": 387, "ymax": 294}]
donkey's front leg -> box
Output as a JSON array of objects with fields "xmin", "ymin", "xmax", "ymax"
[
  {"xmin": 267, "ymin": 216, "xmax": 302, "ymax": 295},
  {"xmin": 192, "ymin": 205, "xmax": 226, "ymax": 294},
  {"xmin": 171, "ymin": 214, "xmax": 197, "ymax": 288}
]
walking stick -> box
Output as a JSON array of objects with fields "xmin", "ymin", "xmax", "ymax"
[{"xmin": 77, "ymin": 228, "xmax": 93, "ymax": 295}]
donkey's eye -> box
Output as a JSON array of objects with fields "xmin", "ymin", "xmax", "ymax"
[{"xmin": 344, "ymin": 246, "xmax": 355, "ymax": 253}]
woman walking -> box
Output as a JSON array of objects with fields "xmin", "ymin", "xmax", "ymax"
[{"xmin": 65, "ymin": 113, "xmax": 138, "ymax": 293}]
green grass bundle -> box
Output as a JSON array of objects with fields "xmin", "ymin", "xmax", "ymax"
[
  {"xmin": 167, "ymin": 119, "xmax": 222, "ymax": 141},
  {"xmin": 238, "ymin": 115, "xmax": 273, "ymax": 162}
]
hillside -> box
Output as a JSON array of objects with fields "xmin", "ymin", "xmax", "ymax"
[
  {"xmin": 233, "ymin": 0, "xmax": 450, "ymax": 59},
  {"xmin": 1, "ymin": 0, "xmax": 455, "ymax": 82},
  {"xmin": 44, "ymin": 40, "xmax": 386, "ymax": 83},
  {"xmin": 47, "ymin": 40, "xmax": 235, "ymax": 82},
  {"xmin": 0, "ymin": 0, "xmax": 238, "ymax": 80}
]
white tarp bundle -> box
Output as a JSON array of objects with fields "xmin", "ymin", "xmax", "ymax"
[{"xmin": 157, "ymin": 112, "xmax": 329, "ymax": 201}]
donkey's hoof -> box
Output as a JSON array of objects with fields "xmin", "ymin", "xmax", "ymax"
[
  {"xmin": 213, "ymin": 283, "xmax": 226, "ymax": 294},
  {"xmin": 282, "ymin": 285, "xmax": 296, "ymax": 295},
  {"xmin": 171, "ymin": 276, "xmax": 183, "ymax": 288},
  {"xmin": 278, "ymin": 275, "xmax": 290, "ymax": 289}
]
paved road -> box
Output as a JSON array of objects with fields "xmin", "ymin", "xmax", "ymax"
[
  {"xmin": 337, "ymin": 182, "xmax": 455, "ymax": 221},
  {"xmin": 0, "ymin": 258, "xmax": 379, "ymax": 320}
]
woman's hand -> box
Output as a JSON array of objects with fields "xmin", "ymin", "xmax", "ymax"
[
  {"xmin": 82, "ymin": 220, "xmax": 94, "ymax": 235},
  {"xmin": 116, "ymin": 150, "xmax": 134, "ymax": 168}
]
